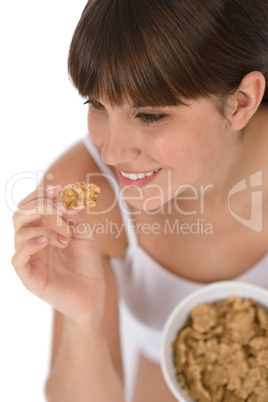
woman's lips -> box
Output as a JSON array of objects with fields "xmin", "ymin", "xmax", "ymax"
[{"xmin": 117, "ymin": 168, "xmax": 161, "ymax": 187}]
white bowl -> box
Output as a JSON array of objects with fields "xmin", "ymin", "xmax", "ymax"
[{"xmin": 160, "ymin": 281, "xmax": 268, "ymax": 401}]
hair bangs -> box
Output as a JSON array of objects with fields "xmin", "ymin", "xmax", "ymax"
[
  {"xmin": 69, "ymin": 0, "xmax": 268, "ymax": 110},
  {"xmin": 68, "ymin": 0, "xmax": 204, "ymax": 107}
]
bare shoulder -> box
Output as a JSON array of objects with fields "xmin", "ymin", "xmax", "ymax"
[
  {"xmin": 41, "ymin": 139, "xmax": 127, "ymax": 258},
  {"xmin": 41, "ymin": 140, "xmax": 100, "ymax": 185}
]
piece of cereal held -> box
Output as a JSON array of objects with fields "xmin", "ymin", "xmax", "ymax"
[{"xmin": 57, "ymin": 182, "xmax": 100, "ymax": 209}]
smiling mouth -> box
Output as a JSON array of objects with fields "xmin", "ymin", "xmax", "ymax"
[{"xmin": 119, "ymin": 169, "xmax": 161, "ymax": 181}]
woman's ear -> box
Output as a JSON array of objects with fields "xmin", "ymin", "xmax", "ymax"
[{"xmin": 226, "ymin": 71, "xmax": 266, "ymax": 130}]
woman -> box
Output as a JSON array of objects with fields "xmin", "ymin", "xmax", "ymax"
[{"xmin": 12, "ymin": 0, "xmax": 268, "ymax": 401}]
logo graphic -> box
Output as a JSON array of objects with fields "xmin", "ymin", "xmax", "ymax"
[{"xmin": 228, "ymin": 171, "xmax": 263, "ymax": 233}]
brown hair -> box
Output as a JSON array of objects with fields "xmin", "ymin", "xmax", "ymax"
[{"xmin": 68, "ymin": 0, "xmax": 268, "ymax": 109}]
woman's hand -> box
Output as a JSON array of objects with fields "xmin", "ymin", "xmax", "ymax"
[{"xmin": 12, "ymin": 186, "xmax": 105, "ymax": 326}]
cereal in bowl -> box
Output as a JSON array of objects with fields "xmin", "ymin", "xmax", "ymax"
[{"xmin": 172, "ymin": 296, "xmax": 268, "ymax": 401}]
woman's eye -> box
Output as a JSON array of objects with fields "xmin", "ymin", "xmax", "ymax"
[
  {"xmin": 135, "ymin": 112, "xmax": 167, "ymax": 126},
  {"xmin": 84, "ymin": 99, "xmax": 104, "ymax": 110}
]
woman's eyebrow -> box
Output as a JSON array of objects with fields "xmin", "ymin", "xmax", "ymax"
[{"xmin": 131, "ymin": 104, "xmax": 179, "ymax": 109}]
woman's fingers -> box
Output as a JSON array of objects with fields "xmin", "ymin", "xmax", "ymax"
[
  {"xmin": 13, "ymin": 209, "xmax": 42, "ymax": 231},
  {"xmin": 11, "ymin": 235, "xmax": 56, "ymax": 295},
  {"xmin": 14, "ymin": 187, "xmax": 86, "ymax": 239},
  {"xmin": 42, "ymin": 215, "xmax": 70, "ymax": 237},
  {"xmin": 18, "ymin": 186, "xmax": 60, "ymax": 208},
  {"xmin": 14, "ymin": 211, "xmax": 69, "ymax": 237},
  {"xmin": 16, "ymin": 194, "xmax": 59, "ymax": 220},
  {"xmin": 14, "ymin": 226, "xmax": 70, "ymax": 250},
  {"xmin": 14, "ymin": 196, "xmax": 71, "ymax": 237},
  {"xmin": 11, "ymin": 237, "xmax": 49, "ymax": 281}
]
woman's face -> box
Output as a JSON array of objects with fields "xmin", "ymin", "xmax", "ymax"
[{"xmin": 87, "ymin": 97, "xmax": 228, "ymax": 211}]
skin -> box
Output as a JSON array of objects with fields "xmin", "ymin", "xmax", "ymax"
[
  {"xmin": 12, "ymin": 71, "xmax": 268, "ymax": 401},
  {"xmin": 89, "ymin": 97, "xmax": 230, "ymax": 211}
]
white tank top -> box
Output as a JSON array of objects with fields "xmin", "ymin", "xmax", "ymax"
[{"xmin": 82, "ymin": 134, "xmax": 268, "ymax": 342}]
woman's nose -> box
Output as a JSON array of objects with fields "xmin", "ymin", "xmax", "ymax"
[{"xmin": 101, "ymin": 119, "xmax": 141, "ymax": 166}]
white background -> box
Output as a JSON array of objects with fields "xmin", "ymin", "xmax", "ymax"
[{"xmin": 1, "ymin": 2, "xmax": 139, "ymax": 401}]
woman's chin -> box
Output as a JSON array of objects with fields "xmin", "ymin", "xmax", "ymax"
[{"xmin": 125, "ymin": 197, "xmax": 168, "ymax": 214}]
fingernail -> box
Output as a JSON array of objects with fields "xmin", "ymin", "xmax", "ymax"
[
  {"xmin": 36, "ymin": 236, "xmax": 48, "ymax": 244},
  {"xmin": 58, "ymin": 235, "xmax": 69, "ymax": 244},
  {"xmin": 53, "ymin": 201, "xmax": 66, "ymax": 210},
  {"xmin": 46, "ymin": 186, "xmax": 57, "ymax": 195}
]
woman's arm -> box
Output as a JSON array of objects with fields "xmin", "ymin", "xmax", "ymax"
[
  {"xmin": 13, "ymin": 187, "xmax": 126, "ymax": 402},
  {"xmin": 46, "ymin": 322, "xmax": 124, "ymax": 402},
  {"xmin": 45, "ymin": 256, "xmax": 125, "ymax": 402},
  {"xmin": 48, "ymin": 257, "xmax": 124, "ymax": 380},
  {"xmin": 12, "ymin": 142, "xmax": 126, "ymax": 402}
]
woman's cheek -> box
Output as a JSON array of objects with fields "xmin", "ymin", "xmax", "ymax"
[{"xmin": 87, "ymin": 111, "xmax": 106, "ymax": 149}]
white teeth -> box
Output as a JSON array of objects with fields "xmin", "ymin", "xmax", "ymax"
[
  {"xmin": 120, "ymin": 171, "xmax": 130, "ymax": 178},
  {"xmin": 128, "ymin": 174, "xmax": 138, "ymax": 180},
  {"xmin": 120, "ymin": 169, "xmax": 159, "ymax": 180}
]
